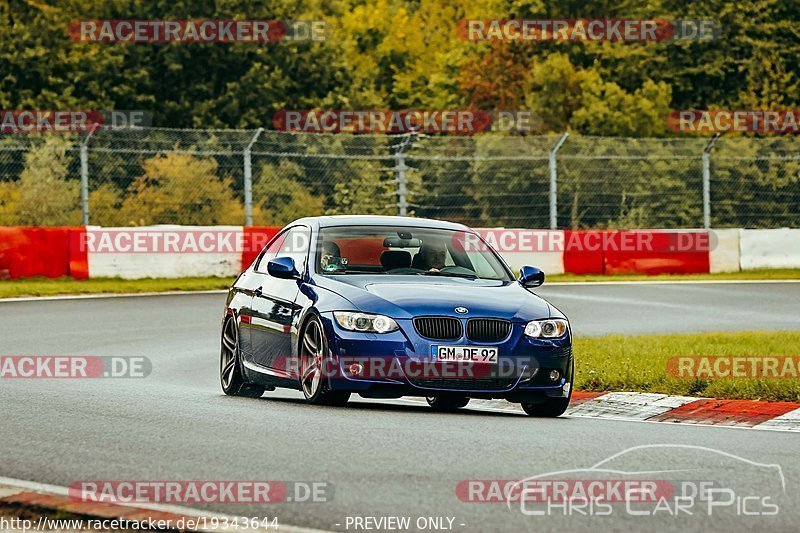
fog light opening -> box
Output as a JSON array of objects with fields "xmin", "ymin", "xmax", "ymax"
[{"xmin": 549, "ymin": 369, "xmax": 561, "ymax": 382}]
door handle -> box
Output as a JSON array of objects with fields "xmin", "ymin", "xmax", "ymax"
[{"xmin": 254, "ymin": 286, "xmax": 263, "ymax": 297}]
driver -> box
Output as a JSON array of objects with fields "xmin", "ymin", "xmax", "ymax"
[
  {"xmin": 320, "ymin": 241, "xmax": 343, "ymax": 271},
  {"xmin": 414, "ymin": 242, "xmax": 447, "ymax": 272}
]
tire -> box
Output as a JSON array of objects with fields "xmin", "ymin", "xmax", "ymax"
[
  {"xmin": 426, "ymin": 396, "xmax": 470, "ymax": 411},
  {"xmin": 220, "ymin": 316, "xmax": 265, "ymax": 398},
  {"xmin": 522, "ymin": 359, "xmax": 574, "ymax": 417},
  {"xmin": 520, "ymin": 397, "xmax": 570, "ymax": 417},
  {"xmin": 299, "ymin": 315, "xmax": 351, "ymax": 406}
]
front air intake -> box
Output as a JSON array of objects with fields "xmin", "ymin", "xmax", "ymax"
[
  {"xmin": 466, "ymin": 318, "xmax": 512, "ymax": 343},
  {"xmin": 413, "ymin": 317, "xmax": 462, "ymax": 341}
]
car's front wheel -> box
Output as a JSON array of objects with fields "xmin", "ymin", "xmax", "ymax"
[
  {"xmin": 521, "ymin": 360, "xmax": 573, "ymax": 417},
  {"xmin": 520, "ymin": 397, "xmax": 570, "ymax": 417},
  {"xmin": 426, "ymin": 396, "xmax": 470, "ymax": 411},
  {"xmin": 220, "ymin": 316, "xmax": 265, "ymax": 398},
  {"xmin": 299, "ymin": 315, "xmax": 350, "ymax": 406}
]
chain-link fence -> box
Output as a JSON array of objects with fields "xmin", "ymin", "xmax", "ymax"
[{"xmin": 1, "ymin": 128, "xmax": 798, "ymax": 228}]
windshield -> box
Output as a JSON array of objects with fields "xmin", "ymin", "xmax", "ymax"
[{"xmin": 316, "ymin": 225, "xmax": 512, "ymax": 281}]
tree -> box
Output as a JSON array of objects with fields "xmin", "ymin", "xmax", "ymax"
[
  {"xmin": 15, "ymin": 137, "xmax": 80, "ymax": 225},
  {"xmin": 119, "ymin": 153, "xmax": 242, "ymax": 225},
  {"xmin": 253, "ymin": 160, "xmax": 325, "ymax": 225}
]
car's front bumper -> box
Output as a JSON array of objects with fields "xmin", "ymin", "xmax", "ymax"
[{"xmin": 319, "ymin": 313, "xmax": 573, "ymax": 401}]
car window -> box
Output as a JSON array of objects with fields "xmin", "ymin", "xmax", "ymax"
[
  {"xmin": 316, "ymin": 225, "xmax": 512, "ymax": 281},
  {"xmin": 279, "ymin": 226, "xmax": 311, "ymax": 274},
  {"xmin": 254, "ymin": 232, "xmax": 287, "ymax": 273},
  {"xmin": 464, "ymin": 249, "xmax": 499, "ymax": 278}
]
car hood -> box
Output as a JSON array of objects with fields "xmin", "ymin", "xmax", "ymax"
[{"xmin": 314, "ymin": 275, "xmax": 553, "ymax": 321}]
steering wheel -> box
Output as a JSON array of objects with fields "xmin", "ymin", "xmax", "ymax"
[
  {"xmin": 385, "ymin": 267, "xmax": 421, "ymax": 274},
  {"xmin": 439, "ymin": 266, "xmax": 476, "ymax": 275}
]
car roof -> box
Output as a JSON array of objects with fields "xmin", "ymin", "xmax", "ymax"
[{"xmin": 294, "ymin": 215, "xmax": 471, "ymax": 231}]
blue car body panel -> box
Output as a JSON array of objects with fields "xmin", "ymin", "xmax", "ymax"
[{"xmin": 225, "ymin": 216, "xmax": 573, "ymax": 401}]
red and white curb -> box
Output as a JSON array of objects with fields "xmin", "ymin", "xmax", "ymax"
[
  {"xmin": 404, "ymin": 392, "xmax": 800, "ymax": 431},
  {"xmin": 0, "ymin": 477, "xmax": 329, "ymax": 533}
]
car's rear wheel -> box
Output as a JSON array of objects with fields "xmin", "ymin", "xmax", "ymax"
[
  {"xmin": 299, "ymin": 315, "xmax": 350, "ymax": 406},
  {"xmin": 426, "ymin": 396, "xmax": 470, "ymax": 411},
  {"xmin": 221, "ymin": 316, "xmax": 265, "ymax": 398}
]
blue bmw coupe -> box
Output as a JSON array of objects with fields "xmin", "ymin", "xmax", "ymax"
[{"xmin": 221, "ymin": 216, "xmax": 573, "ymax": 417}]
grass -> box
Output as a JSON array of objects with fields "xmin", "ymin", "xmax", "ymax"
[
  {"xmin": 575, "ymin": 331, "xmax": 800, "ymax": 402},
  {"xmin": 548, "ymin": 268, "xmax": 800, "ymax": 282},
  {"xmin": 0, "ymin": 276, "xmax": 234, "ymax": 298}
]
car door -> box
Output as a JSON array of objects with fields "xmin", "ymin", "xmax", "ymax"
[
  {"xmin": 238, "ymin": 231, "xmax": 287, "ymax": 361},
  {"xmin": 249, "ymin": 225, "xmax": 311, "ymax": 371}
]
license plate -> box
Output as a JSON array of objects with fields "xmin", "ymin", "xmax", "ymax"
[{"xmin": 433, "ymin": 346, "xmax": 498, "ymax": 364}]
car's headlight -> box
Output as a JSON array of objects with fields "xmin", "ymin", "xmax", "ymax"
[
  {"xmin": 333, "ymin": 312, "xmax": 399, "ymax": 333},
  {"xmin": 524, "ymin": 319, "xmax": 569, "ymax": 338}
]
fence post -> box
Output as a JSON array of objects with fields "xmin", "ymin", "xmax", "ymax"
[
  {"xmin": 79, "ymin": 124, "xmax": 99, "ymax": 225},
  {"xmin": 702, "ymin": 133, "xmax": 721, "ymax": 230},
  {"xmin": 243, "ymin": 128, "xmax": 264, "ymax": 227},
  {"xmin": 548, "ymin": 133, "xmax": 569, "ymax": 229},
  {"xmin": 393, "ymin": 133, "xmax": 415, "ymax": 217},
  {"xmin": 394, "ymin": 152, "xmax": 408, "ymax": 216}
]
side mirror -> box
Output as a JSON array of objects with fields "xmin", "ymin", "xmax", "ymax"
[
  {"xmin": 518, "ymin": 266, "xmax": 545, "ymax": 288},
  {"xmin": 267, "ymin": 256, "xmax": 300, "ymax": 280}
]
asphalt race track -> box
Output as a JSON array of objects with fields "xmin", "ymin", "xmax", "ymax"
[
  {"xmin": 540, "ymin": 281, "xmax": 800, "ymax": 336},
  {"xmin": 1, "ymin": 282, "xmax": 799, "ymax": 532}
]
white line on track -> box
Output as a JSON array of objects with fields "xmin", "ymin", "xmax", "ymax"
[
  {"xmin": 0, "ymin": 290, "xmax": 227, "ymax": 303},
  {"xmin": 1, "ymin": 279, "xmax": 799, "ymax": 303}
]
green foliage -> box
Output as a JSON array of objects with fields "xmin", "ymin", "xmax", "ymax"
[
  {"xmin": 326, "ymin": 160, "xmax": 395, "ymax": 216},
  {"xmin": 14, "ymin": 137, "xmax": 80, "ymax": 225},
  {"xmin": 1, "ymin": 0, "xmax": 798, "ymax": 228},
  {"xmin": 253, "ymin": 160, "xmax": 324, "ymax": 225},
  {"xmin": 117, "ymin": 152, "xmax": 242, "ymax": 225},
  {"xmin": 5, "ymin": 0, "xmax": 797, "ymax": 132}
]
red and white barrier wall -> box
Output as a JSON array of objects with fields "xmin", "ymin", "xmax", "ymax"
[
  {"xmin": 477, "ymin": 229, "xmax": 723, "ymax": 275},
  {"xmin": 0, "ymin": 226, "xmax": 798, "ymax": 280},
  {"xmin": 0, "ymin": 227, "xmax": 89, "ymax": 280},
  {"xmin": 78, "ymin": 226, "xmax": 280, "ymax": 280},
  {"xmin": 739, "ymin": 228, "xmax": 800, "ymax": 270}
]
